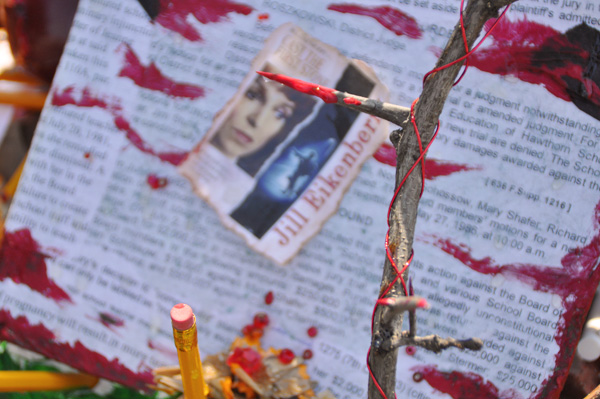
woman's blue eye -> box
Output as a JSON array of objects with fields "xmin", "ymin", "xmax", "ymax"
[{"xmin": 274, "ymin": 107, "xmax": 292, "ymax": 120}]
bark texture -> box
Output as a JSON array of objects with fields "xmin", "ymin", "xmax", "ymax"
[{"xmin": 367, "ymin": 1, "xmax": 517, "ymax": 398}]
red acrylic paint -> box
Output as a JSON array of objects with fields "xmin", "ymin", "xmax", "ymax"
[
  {"xmin": 302, "ymin": 349, "xmax": 313, "ymax": 360},
  {"xmin": 98, "ymin": 312, "xmax": 125, "ymax": 328},
  {"xmin": 227, "ymin": 347, "xmax": 264, "ymax": 376},
  {"xmin": 257, "ymin": 13, "xmax": 269, "ymax": 20},
  {"xmin": 0, "ymin": 310, "xmax": 153, "ymax": 391},
  {"xmin": 373, "ymin": 144, "xmax": 479, "ymax": 180},
  {"xmin": 328, "ymin": 4, "xmax": 421, "ymax": 39},
  {"xmin": 420, "ymin": 201, "xmax": 600, "ymax": 398},
  {"xmin": 119, "ymin": 44, "xmax": 205, "ymax": 99},
  {"xmin": 343, "ymin": 97, "xmax": 362, "ymax": 105},
  {"xmin": 411, "ymin": 365, "xmax": 523, "ymax": 399},
  {"xmin": 278, "ymin": 348, "xmax": 295, "ymax": 364},
  {"xmin": 257, "ymin": 71, "xmax": 338, "ymax": 104},
  {"xmin": 307, "ymin": 326, "xmax": 318, "ymax": 338},
  {"xmin": 147, "ymin": 174, "xmax": 168, "ymax": 189},
  {"xmin": 463, "ymin": 18, "xmax": 600, "ymax": 121},
  {"xmin": 155, "ymin": 0, "xmax": 253, "ymax": 42},
  {"xmin": 405, "ymin": 346, "xmax": 416, "ymax": 356},
  {"xmin": 264, "ymin": 291, "xmax": 274, "ymax": 304},
  {"xmin": 253, "ymin": 312, "xmax": 270, "ymax": 328},
  {"xmin": 52, "ymin": 86, "xmax": 189, "ymax": 166},
  {"xmin": 0, "ymin": 229, "xmax": 71, "ymax": 302}
]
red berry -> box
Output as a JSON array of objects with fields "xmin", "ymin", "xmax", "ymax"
[
  {"xmin": 405, "ymin": 346, "xmax": 416, "ymax": 356},
  {"xmin": 278, "ymin": 348, "xmax": 295, "ymax": 364},
  {"xmin": 307, "ymin": 326, "xmax": 318, "ymax": 338},
  {"xmin": 302, "ymin": 349, "xmax": 313, "ymax": 360},
  {"xmin": 253, "ymin": 313, "xmax": 270, "ymax": 328},
  {"xmin": 265, "ymin": 291, "xmax": 274, "ymax": 305}
]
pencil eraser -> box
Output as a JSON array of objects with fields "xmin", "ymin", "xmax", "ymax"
[{"xmin": 171, "ymin": 303, "xmax": 194, "ymax": 331}]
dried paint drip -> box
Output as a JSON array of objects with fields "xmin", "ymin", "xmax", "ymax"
[
  {"xmin": 147, "ymin": 174, "xmax": 168, "ymax": 189},
  {"xmin": 264, "ymin": 291, "xmax": 274, "ymax": 304},
  {"xmin": 278, "ymin": 348, "xmax": 295, "ymax": 364},
  {"xmin": 405, "ymin": 346, "xmax": 416, "ymax": 356},
  {"xmin": 307, "ymin": 326, "xmax": 318, "ymax": 337},
  {"xmin": 0, "ymin": 229, "xmax": 71, "ymax": 302},
  {"xmin": 227, "ymin": 347, "xmax": 264, "ymax": 376},
  {"xmin": 328, "ymin": 4, "xmax": 421, "ymax": 39},
  {"xmin": 343, "ymin": 97, "xmax": 362, "ymax": 105},
  {"xmin": 257, "ymin": 71, "xmax": 338, "ymax": 104},
  {"xmin": 0, "ymin": 310, "xmax": 153, "ymax": 391},
  {"xmin": 464, "ymin": 19, "xmax": 600, "ymax": 121},
  {"xmin": 155, "ymin": 0, "xmax": 253, "ymax": 41},
  {"xmin": 257, "ymin": 13, "xmax": 269, "ymax": 20},
  {"xmin": 302, "ymin": 349, "xmax": 313, "ymax": 360},
  {"xmin": 411, "ymin": 365, "xmax": 523, "ymax": 399},
  {"xmin": 119, "ymin": 44, "xmax": 205, "ymax": 99},
  {"xmin": 51, "ymin": 86, "xmax": 189, "ymax": 166}
]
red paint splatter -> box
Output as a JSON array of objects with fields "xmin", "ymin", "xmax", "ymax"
[
  {"xmin": 0, "ymin": 229, "xmax": 71, "ymax": 302},
  {"xmin": 278, "ymin": 348, "xmax": 295, "ymax": 364},
  {"xmin": 257, "ymin": 71, "xmax": 338, "ymax": 104},
  {"xmin": 51, "ymin": 86, "xmax": 189, "ymax": 166},
  {"xmin": 302, "ymin": 349, "xmax": 313, "ymax": 360},
  {"xmin": 420, "ymin": 202, "xmax": 600, "ymax": 398},
  {"xmin": 411, "ymin": 366, "xmax": 523, "ymax": 399},
  {"xmin": 460, "ymin": 18, "xmax": 600, "ymax": 121},
  {"xmin": 147, "ymin": 174, "xmax": 168, "ymax": 189},
  {"xmin": 343, "ymin": 97, "xmax": 362, "ymax": 105},
  {"xmin": 373, "ymin": 143, "xmax": 480, "ymax": 180},
  {"xmin": 0, "ymin": 310, "xmax": 153, "ymax": 391},
  {"xmin": 307, "ymin": 326, "xmax": 318, "ymax": 338},
  {"xmin": 227, "ymin": 347, "xmax": 264, "ymax": 376},
  {"xmin": 83, "ymin": 152, "xmax": 92, "ymax": 160},
  {"xmin": 257, "ymin": 13, "xmax": 269, "ymax": 20},
  {"xmin": 155, "ymin": 0, "xmax": 253, "ymax": 42},
  {"xmin": 328, "ymin": 4, "xmax": 422, "ymax": 39},
  {"xmin": 253, "ymin": 313, "xmax": 269, "ymax": 328},
  {"xmin": 264, "ymin": 291, "xmax": 274, "ymax": 305},
  {"xmin": 119, "ymin": 44, "xmax": 205, "ymax": 99},
  {"xmin": 405, "ymin": 346, "xmax": 416, "ymax": 356}
]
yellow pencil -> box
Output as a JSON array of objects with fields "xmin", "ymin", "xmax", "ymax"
[
  {"xmin": 171, "ymin": 303, "xmax": 207, "ymax": 399},
  {"xmin": 0, "ymin": 371, "xmax": 98, "ymax": 392}
]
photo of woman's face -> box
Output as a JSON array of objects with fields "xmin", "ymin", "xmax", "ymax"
[{"xmin": 212, "ymin": 77, "xmax": 296, "ymax": 159}]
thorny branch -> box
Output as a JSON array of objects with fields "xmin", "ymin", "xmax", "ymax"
[{"xmin": 260, "ymin": 0, "xmax": 518, "ymax": 397}]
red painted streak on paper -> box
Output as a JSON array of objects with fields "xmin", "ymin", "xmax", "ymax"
[
  {"xmin": 99, "ymin": 312, "xmax": 125, "ymax": 328},
  {"xmin": 411, "ymin": 366, "xmax": 523, "ymax": 399},
  {"xmin": 147, "ymin": 174, "xmax": 168, "ymax": 189},
  {"xmin": 51, "ymin": 86, "xmax": 188, "ymax": 166},
  {"xmin": 257, "ymin": 13, "xmax": 269, "ymax": 20},
  {"xmin": 327, "ymin": 4, "xmax": 422, "ymax": 39},
  {"xmin": 420, "ymin": 202, "xmax": 600, "ymax": 398},
  {"xmin": 0, "ymin": 229, "xmax": 71, "ymax": 302},
  {"xmin": 119, "ymin": 44, "xmax": 205, "ymax": 99},
  {"xmin": 0, "ymin": 310, "xmax": 153, "ymax": 391},
  {"xmin": 155, "ymin": 0, "xmax": 253, "ymax": 41},
  {"xmin": 457, "ymin": 18, "xmax": 600, "ymax": 120},
  {"xmin": 373, "ymin": 143, "xmax": 479, "ymax": 180},
  {"xmin": 257, "ymin": 71, "xmax": 338, "ymax": 104}
]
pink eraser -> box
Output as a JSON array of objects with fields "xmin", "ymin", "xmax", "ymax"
[{"xmin": 171, "ymin": 303, "xmax": 195, "ymax": 331}]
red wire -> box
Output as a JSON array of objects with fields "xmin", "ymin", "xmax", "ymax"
[{"xmin": 367, "ymin": 3, "xmax": 509, "ymax": 398}]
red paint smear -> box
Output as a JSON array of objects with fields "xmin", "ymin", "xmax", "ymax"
[
  {"xmin": 411, "ymin": 366, "xmax": 523, "ymax": 399},
  {"xmin": 227, "ymin": 347, "xmax": 264, "ymax": 376},
  {"xmin": 343, "ymin": 97, "xmax": 362, "ymax": 105},
  {"xmin": 420, "ymin": 202, "xmax": 600, "ymax": 398},
  {"xmin": 147, "ymin": 174, "xmax": 168, "ymax": 189},
  {"xmin": 257, "ymin": 71, "xmax": 338, "ymax": 104},
  {"xmin": 257, "ymin": 13, "xmax": 269, "ymax": 20},
  {"xmin": 51, "ymin": 86, "xmax": 188, "ymax": 166},
  {"xmin": 0, "ymin": 310, "xmax": 153, "ymax": 391},
  {"xmin": 119, "ymin": 44, "xmax": 205, "ymax": 99},
  {"xmin": 155, "ymin": 0, "xmax": 253, "ymax": 42},
  {"xmin": 373, "ymin": 143, "xmax": 479, "ymax": 180},
  {"xmin": 328, "ymin": 4, "xmax": 422, "ymax": 39},
  {"xmin": 0, "ymin": 229, "xmax": 71, "ymax": 302},
  {"xmin": 99, "ymin": 312, "xmax": 125, "ymax": 328},
  {"xmin": 458, "ymin": 18, "xmax": 600, "ymax": 119}
]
